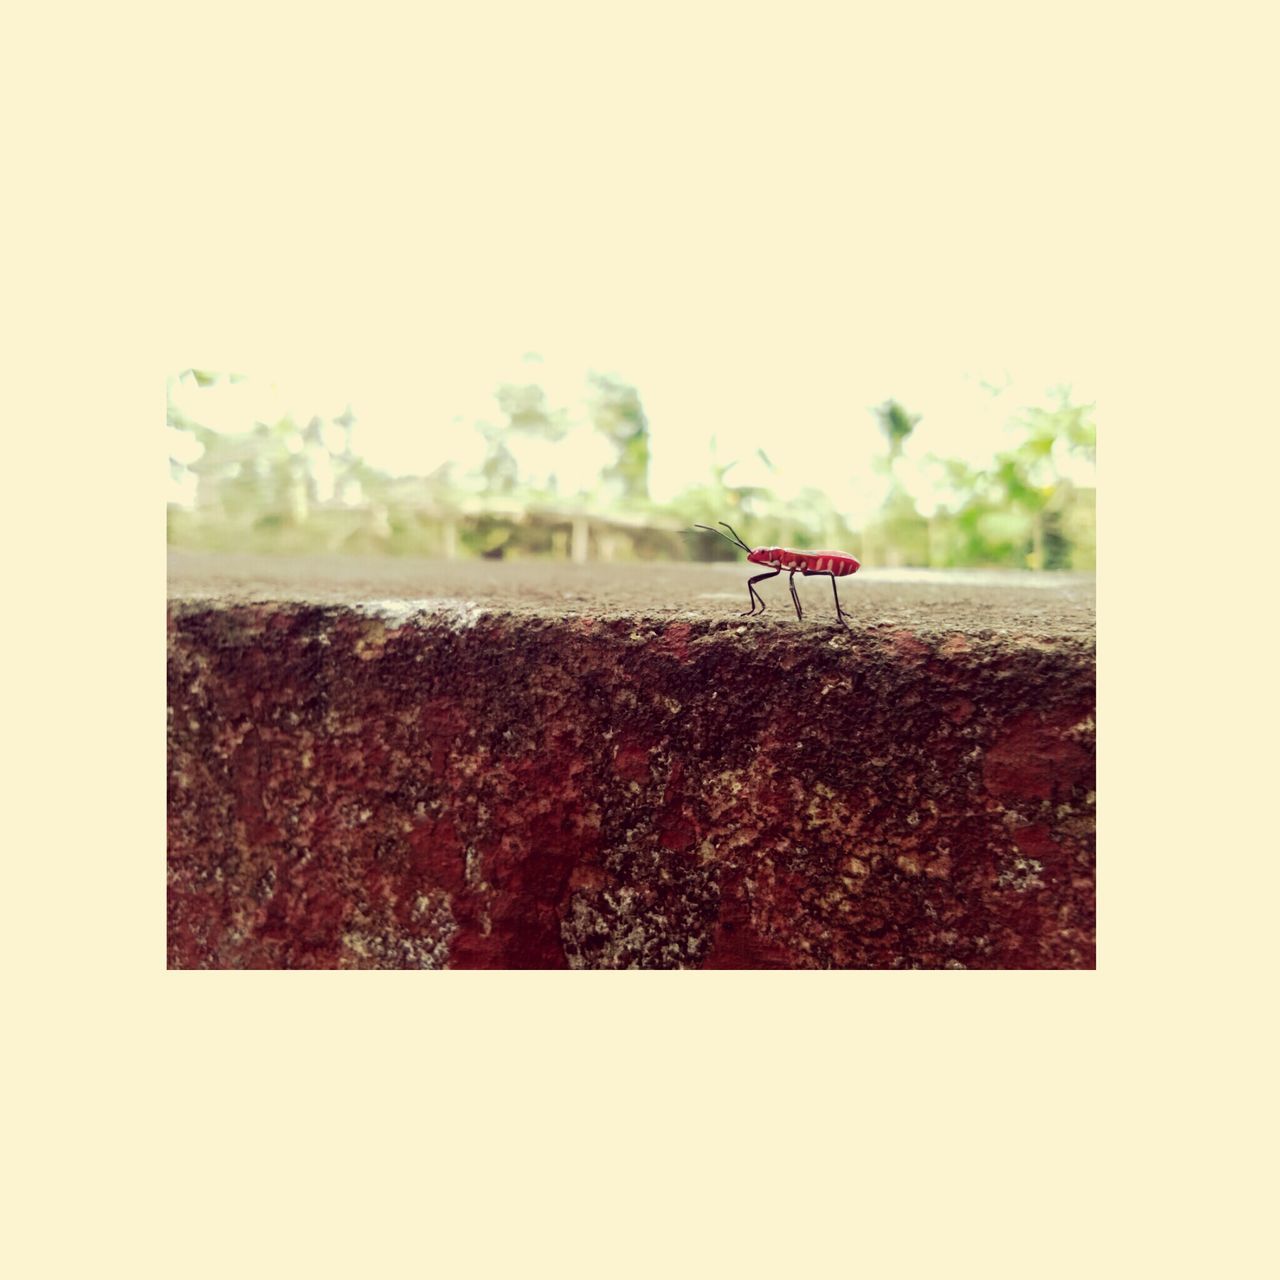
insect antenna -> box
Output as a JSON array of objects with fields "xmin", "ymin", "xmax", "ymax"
[
  {"xmin": 693, "ymin": 522, "xmax": 753, "ymax": 553},
  {"xmin": 717, "ymin": 522, "xmax": 754, "ymax": 552}
]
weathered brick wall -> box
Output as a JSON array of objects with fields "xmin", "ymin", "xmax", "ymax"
[{"xmin": 167, "ymin": 556, "xmax": 1095, "ymax": 968}]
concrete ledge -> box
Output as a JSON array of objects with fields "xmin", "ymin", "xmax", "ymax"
[{"xmin": 167, "ymin": 553, "xmax": 1095, "ymax": 968}]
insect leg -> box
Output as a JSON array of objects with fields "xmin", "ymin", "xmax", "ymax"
[
  {"xmin": 829, "ymin": 573, "xmax": 852, "ymax": 628},
  {"xmin": 742, "ymin": 568, "xmax": 780, "ymax": 616},
  {"xmin": 788, "ymin": 569, "xmax": 803, "ymax": 621}
]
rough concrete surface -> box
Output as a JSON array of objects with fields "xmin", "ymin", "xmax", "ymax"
[{"xmin": 168, "ymin": 552, "xmax": 1096, "ymax": 969}]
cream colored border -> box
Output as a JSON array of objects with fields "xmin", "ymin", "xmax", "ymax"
[{"xmin": 12, "ymin": 1, "xmax": 1271, "ymax": 1275}]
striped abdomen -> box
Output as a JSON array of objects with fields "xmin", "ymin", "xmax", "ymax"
[{"xmin": 747, "ymin": 547, "xmax": 861, "ymax": 576}]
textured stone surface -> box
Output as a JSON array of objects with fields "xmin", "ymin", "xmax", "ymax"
[{"xmin": 167, "ymin": 553, "xmax": 1095, "ymax": 969}]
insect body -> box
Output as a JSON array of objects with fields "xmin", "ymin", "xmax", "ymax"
[{"xmin": 695, "ymin": 522, "xmax": 860, "ymax": 628}]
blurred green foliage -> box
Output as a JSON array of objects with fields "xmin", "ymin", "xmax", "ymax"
[
  {"xmin": 167, "ymin": 371, "xmax": 1094, "ymax": 569},
  {"xmin": 875, "ymin": 399, "xmax": 921, "ymax": 465},
  {"xmin": 589, "ymin": 373, "xmax": 651, "ymax": 504},
  {"xmin": 919, "ymin": 386, "xmax": 1096, "ymax": 570}
]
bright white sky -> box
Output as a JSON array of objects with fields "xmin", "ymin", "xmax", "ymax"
[{"xmin": 169, "ymin": 5, "xmax": 1100, "ymax": 526}]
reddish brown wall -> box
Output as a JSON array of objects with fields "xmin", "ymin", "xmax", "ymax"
[{"xmin": 168, "ymin": 581, "xmax": 1094, "ymax": 968}]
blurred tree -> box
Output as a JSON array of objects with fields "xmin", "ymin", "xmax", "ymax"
[
  {"xmin": 868, "ymin": 400, "xmax": 927, "ymax": 567},
  {"xmin": 993, "ymin": 387, "xmax": 1095, "ymax": 569},
  {"xmin": 325, "ymin": 405, "xmax": 369, "ymax": 507},
  {"xmin": 587, "ymin": 372, "xmax": 651, "ymax": 502},
  {"xmin": 478, "ymin": 431, "xmax": 520, "ymax": 496},
  {"xmin": 874, "ymin": 399, "xmax": 922, "ymax": 469},
  {"xmin": 925, "ymin": 387, "xmax": 1096, "ymax": 569},
  {"xmin": 494, "ymin": 381, "xmax": 570, "ymax": 443},
  {"xmin": 673, "ymin": 442, "xmax": 782, "ymax": 560},
  {"xmin": 922, "ymin": 456, "xmax": 1006, "ymax": 565},
  {"xmin": 1021, "ymin": 386, "xmax": 1096, "ymax": 464},
  {"xmin": 193, "ymin": 417, "xmax": 314, "ymax": 524},
  {"xmin": 477, "ymin": 380, "xmax": 571, "ymax": 500},
  {"xmin": 167, "ymin": 375, "xmax": 391, "ymax": 545}
]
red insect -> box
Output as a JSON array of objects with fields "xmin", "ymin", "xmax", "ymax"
[{"xmin": 695, "ymin": 522, "xmax": 861, "ymax": 628}]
